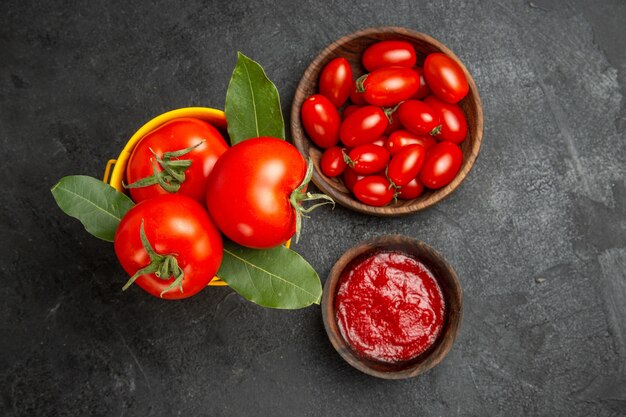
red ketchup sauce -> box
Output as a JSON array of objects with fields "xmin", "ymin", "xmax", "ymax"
[{"xmin": 335, "ymin": 251, "xmax": 445, "ymax": 363}]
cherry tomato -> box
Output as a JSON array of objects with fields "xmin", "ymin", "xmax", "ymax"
[
  {"xmin": 397, "ymin": 100, "xmax": 441, "ymax": 136},
  {"xmin": 339, "ymin": 106, "xmax": 388, "ymax": 147},
  {"xmin": 412, "ymin": 67, "xmax": 431, "ymax": 100},
  {"xmin": 423, "ymin": 52, "xmax": 469, "ymax": 104},
  {"xmin": 387, "ymin": 144, "xmax": 426, "ymax": 186},
  {"xmin": 342, "ymin": 105, "xmax": 361, "ymax": 120},
  {"xmin": 114, "ymin": 194, "xmax": 223, "ymax": 300},
  {"xmin": 206, "ymin": 137, "xmax": 307, "ymax": 249},
  {"xmin": 362, "ymin": 40, "xmax": 417, "ymax": 72},
  {"xmin": 347, "ymin": 144, "xmax": 390, "ymax": 175},
  {"xmin": 125, "ymin": 118, "xmax": 228, "ymax": 205},
  {"xmin": 321, "ymin": 146, "xmax": 347, "ymax": 177},
  {"xmin": 352, "ymin": 175, "xmax": 395, "ymax": 207},
  {"xmin": 359, "ymin": 67, "xmax": 420, "ymax": 107},
  {"xmin": 384, "ymin": 113, "xmax": 402, "ymax": 136},
  {"xmin": 350, "ymin": 81, "xmax": 367, "ymax": 105},
  {"xmin": 424, "ymin": 96, "xmax": 468, "ymax": 143},
  {"xmin": 398, "ymin": 177, "xmax": 425, "ymax": 200},
  {"xmin": 301, "ymin": 94, "xmax": 341, "ymax": 148},
  {"xmin": 319, "ymin": 57, "xmax": 353, "ymax": 107},
  {"xmin": 386, "ymin": 130, "xmax": 437, "ymax": 155},
  {"xmin": 419, "ymin": 141, "xmax": 463, "ymax": 189},
  {"xmin": 343, "ymin": 167, "xmax": 366, "ymax": 191}
]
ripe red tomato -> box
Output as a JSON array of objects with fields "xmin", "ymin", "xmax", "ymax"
[
  {"xmin": 386, "ymin": 130, "xmax": 437, "ymax": 155},
  {"xmin": 412, "ymin": 67, "xmax": 431, "ymax": 100},
  {"xmin": 352, "ymin": 175, "xmax": 395, "ymax": 207},
  {"xmin": 371, "ymin": 136, "xmax": 387, "ymax": 147},
  {"xmin": 125, "ymin": 118, "xmax": 228, "ymax": 204},
  {"xmin": 319, "ymin": 57, "xmax": 353, "ymax": 107},
  {"xmin": 350, "ymin": 81, "xmax": 367, "ymax": 105},
  {"xmin": 206, "ymin": 137, "xmax": 313, "ymax": 249},
  {"xmin": 343, "ymin": 167, "xmax": 366, "ymax": 192},
  {"xmin": 114, "ymin": 194, "xmax": 223, "ymax": 300},
  {"xmin": 347, "ymin": 144, "xmax": 390, "ymax": 175},
  {"xmin": 321, "ymin": 146, "xmax": 347, "ymax": 177},
  {"xmin": 339, "ymin": 106, "xmax": 388, "ymax": 147},
  {"xmin": 342, "ymin": 105, "xmax": 361, "ymax": 120},
  {"xmin": 424, "ymin": 96, "xmax": 468, "ymax": 143},
  {"xmin": 397, "ymin": 100, "xmax": 441, "ymax": 136},
  {"xmin": 398, "ymin": 177, "xmax": 425, "ymax": 200},
  {"xmin": 387, "ymin": 144, "xmax": 426, "ymax": 186},
  {"xmin": 419, "ymin": 141, "xmax": 463, "ymax": 189},
  {"xmin": 301, "ymin": 94, "xmax": 341, "ymax": 149},
  {"xmin": 423, "ymin": 53, "xmax": 469, "ymax": 104},
  {"xmin": 359, "ymin": 67, "xmax": 420, "ymax": 107},
  {"xmin": 362, "ymin": 40, "xmax": 417, "ymax": 72}
]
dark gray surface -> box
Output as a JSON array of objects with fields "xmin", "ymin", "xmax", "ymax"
[{"xmin": 1, "ymin": 0, "xmax": 625, "ymax": 416}]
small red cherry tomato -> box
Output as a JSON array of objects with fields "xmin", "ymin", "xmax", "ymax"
[
  {"xmin": 424, "ymin": 52, "xmax": 469, "ymax": 104},
  {"xmin": 424, "ymin": 96, "xmax": 468, "ymax": 143},
  {"xmin": 386, "ymin": 130, "xmax": 437, "ymax": 155},
  {"xmin": 347, "ymin": 144, "xmax": 390, "ymax": 175},
  {"xmin": 398, "ymin": 177, "xmax": 425, "ymax": 200},
  {"xmin": 384, "ymin": 113, "xmax": 402, "ymax": 136},
  {"xmin": 362, "ymin": 40, "xmax": 417, "ymax": 72},
  {"xmin": 339, "ymin": 106, "xmax": 388, "ymax": 147},
  {"xmin": 412, "ymin": 67, "xmax": 431, "ymax": 100},
  {"xmin": 319, "ymin": 57, "xmax": 353, "ymax": 107},
  {"xmin": 359, "ymin": 67, "xmax": 420, "ymax": 107},
  {"xmin": 352, "ymin": 175, "xmax": 395, "ymax": 207},
  {"xmin": 387, "ymin": 144, "xmax": 426, "ymax": 186},
  {"xmin": 301, "ymin": 94, "xmax": 340, "ymax": 148},
  {"xmin": 350, "ymin": 81, "xmax": 367, "ymax": 105},
  {"xmin": 397, "ymin": 100, "xmax": 441, "ymax": 136},
  {"xmin": 320, "ymin": 146, "xmax": 347, "ymax": 177},
  {"xmin": 342, "ymin": 105, "xmax": 361, "ymax": 120},
  {"xmin": 343, "ymin": 167, "xmax": 366, "ymax": 191},
  {"xmin": 419, "ymin": 141, "xmax": 463, "ymax": 189}
]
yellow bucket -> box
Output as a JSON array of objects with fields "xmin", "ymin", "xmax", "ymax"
[{"xmin": 103, "ymin": 107, "xmax": 230, "ymax": 286}]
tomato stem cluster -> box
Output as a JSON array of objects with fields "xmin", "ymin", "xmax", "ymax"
[{"xmin": 122, "ymin": 219, "xmax": 185, "ymax": 298}]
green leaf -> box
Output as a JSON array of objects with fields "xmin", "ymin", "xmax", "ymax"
[
  {"xmin": 217, "ymin": 241, "xmax": 322, "ymax": 309},
  {"xmin": 225, "ymin": 52, "xmax": 285, "ymax": 145},
  {"xmin": 51, "ymin": 175, "xmax": 135, "ymax": 242}
]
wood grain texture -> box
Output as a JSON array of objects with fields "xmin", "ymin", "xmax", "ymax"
[
  {"xmin": 291, "ymin": 27, "xmax": 483, "ymax": 216},
  {"xmin": 321, "ymin": 235, "xmax": 463, "ymax": 379}
]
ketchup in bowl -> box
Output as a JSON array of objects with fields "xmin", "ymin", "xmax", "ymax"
[{"xmin": 335, "ymin": 251, "xmax": 445, "ymax": 363}]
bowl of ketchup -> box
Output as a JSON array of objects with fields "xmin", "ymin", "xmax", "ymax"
[{"xmin": 321, "ymin": 235, "xmax": 463, "ymax": 379}]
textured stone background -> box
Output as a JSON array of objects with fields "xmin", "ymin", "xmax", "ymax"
[{"xmin": 1, "ymin": 0, "xmax": 625, "ymax": 416}]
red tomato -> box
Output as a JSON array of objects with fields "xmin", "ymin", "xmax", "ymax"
[
  {"xmin": 398, "ymin": 177, "xmax": 425, "ymax": 200},
  {"xmin": 387, "ymin": 144, "xmax": 426, "ymax": 186},
  {"xmin": 339, "ymin": 106, "xmax": 388, "ymax": 147},
  {"xmin": 342, "ymin": 105, "xmax": 361, "ymax": 120},
  {"xmin": 114, "ymin": 194, "xmax": 223, "ymax": 300},
  {"xmin": 371, "ymin": 136, "xmax": 387, "ymax": 147},
  {"xmin": 423, "ymin": 53, "xmax": 469, "ymax": 103},
  {"xmin": 301, "ymin": 94, "xmax": 341, "ymax": 148},
  {"xmin": 424, "ymin": 96, "xmax": 468, "ymax": 143},
  {"xmin": 397, "ymin": 100, "xmax": 441, "ymax": 136},
  {"xmin": 343, "ymin": 167, "xmax": 366, "ymax": 191},
  {"xmin": 384, "ymin": 113, "xmax": 402, "ymax": 135},
  {"xmin": 362, "ymin": 40, "xmax": 417, "ymax": 72},
  {"xmin": 125, "ymin": 118, "xmax": 228, "ymax": 204},
  {"xmin": 359, "ymin": 67, "xmax": 420, "ymax": 107},
  {"xmin": 321, "ymin": 146, "xmax": 347, "ymax": 177},
  {"xmin": 419, "ymin": 141, "xmax": 463, "ymax": 189},
  {"xmin": 319, "ymin": 57, "xmax": 353, "ymax": 107},
  {"xmin": 352, "ymin": 175, "xmax": 395, "ymax": 207},
  {"xmin": 412, "ymin": 67, "xmax": 431, "ymax": 99},
  {"xmin": 350, "ymin": 81, "xmax": 367, "ymax": 105},
  {"xmin": 205, "ymin": 137, "xmax": 310, "ymax": 249},
  {"xmin": 386, "ymin": 130, "xmax": 437, "ymax": 155},
  {"xmin": 347, "ymin": 144, "xmax": 390, "ymax": 174}
]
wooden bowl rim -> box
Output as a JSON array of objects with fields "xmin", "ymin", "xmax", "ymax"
[
  {"xmin": 291, "ymin": 26, "xmax": 484, "ymax": 216},
  {"xmin": 321, "ymin": 234, "xmax": 463, "ymax": 379}
]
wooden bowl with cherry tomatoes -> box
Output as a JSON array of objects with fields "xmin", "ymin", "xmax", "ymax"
[{"xmin": 291, "ymin": 27, "xmax": 483, "ymax": 216}]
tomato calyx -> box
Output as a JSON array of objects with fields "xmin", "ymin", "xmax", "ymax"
[
  {"xmin": 342, "ymin": 149, "xmax": 355, "ymax": 167},
  {"xmin": 125, "ymin": 140, "xmax": 205, "ymax": 193},
  {"xmin": 122, "ymin": 219, "xmax": 185, "ymax": 298},
  {"xmin": 355, "ymin": 74, "xmax": 368, "ymax": 93},
  {"xmin": 382, "ymin": 102, "xmax": 403, "ymax": 125},
  {"xmin": 289, "ymin": 159, "xmax": 335, "ymax": 243},
  {"xmin": 430, "ymin": 125, "xmax": 442, "ymax": 136}
]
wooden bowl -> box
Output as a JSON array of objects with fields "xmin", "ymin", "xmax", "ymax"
[
  {"xmin": 321, "ymin": 235, "xmax": 463, "ymax": 379},
  {"xmin": 291, "ymin": 27, "xmax": 483, "ymax": 216}
]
